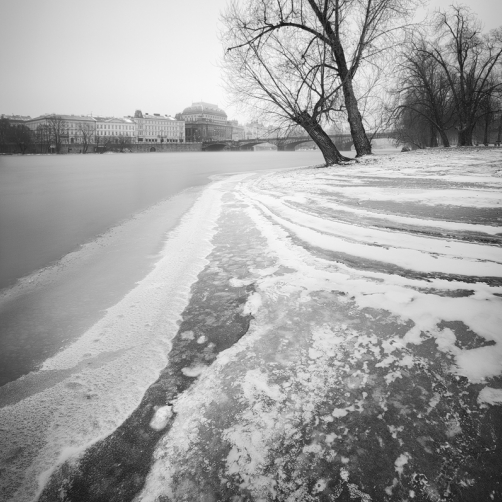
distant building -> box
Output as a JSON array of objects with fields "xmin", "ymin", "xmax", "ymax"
[
  {"xmin": 25, "ymin": 114, "xmax": 97, "ymax": 146},
  {"xmin": 229, "ymin": 119, "xmax": 245, "ymax": 141},
  {"xmin": 95, "ymin": 117, "xmax": 135, "ymax": 140},
  {"xmin": 180, "ymin": 102, "xmax": 233, "ymax": 142},
  {"xmin": 1, "ymin": 114, "xmax": 31, "ymax": 127},
  {"xmin": 244, "ymin": 122, "xmax": 272, "ymax": 140},
  {"xmin": 132, "ymin": 112, "xmax": 185, "ymax": 144}
]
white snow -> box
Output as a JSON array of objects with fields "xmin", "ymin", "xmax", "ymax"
[
  {"xmin": 394, "ymin": 453, "xmax": 410, "ymax": 476},
  {"xmin": 242, "ymin": 292, "xmax": 263, "ymax": 316},
  {"xmin": 478, "ymin": 387, "xmax": 502, "ymax": 405},
  {"xmin": 11, "ymin": 148, "xmax": 500, "ymax": 501},
  {"xmin": 133, "ymin": 149, "xmax": 502, "ymax": 500},
  {"xmin": 149, "ymin": 406, "xmax": 173, "ymax": 431}
]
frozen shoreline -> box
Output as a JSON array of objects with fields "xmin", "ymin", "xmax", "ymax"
[
  {"xmin": 2, "ymin": 148, "xmax": 502, "ymax": 501},
  {"xmin": 0, "ymin": 174, "xmax": 252, "ymax": 501}
]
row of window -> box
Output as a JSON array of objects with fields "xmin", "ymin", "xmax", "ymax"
[
  {"xmin": 137, "ymin": 120, "xmax": 182, "ymax": 125},
  {"xmin": 96, "ymin": 124, "xmax": 134, "ymax": 130}
]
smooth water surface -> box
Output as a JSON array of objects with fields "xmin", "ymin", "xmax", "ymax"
[{"xmin": 0, "ymin": 151, "xmax": 323, "ymax": 289}]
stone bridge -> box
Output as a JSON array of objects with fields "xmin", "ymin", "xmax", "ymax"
[{"xmin": 202, "ymin": 131, "xmax": 397, "ymax": 152}]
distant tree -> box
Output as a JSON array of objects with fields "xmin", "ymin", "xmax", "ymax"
[
  {"xmin": 77, "ymin": 122, "xmax": 94, "ymax": 153},
  {"xmin": 117, "ymin": 135, "xmax": 132, "ymax": 152},
  {"xmin": 0, "ymin": 118, "xmax": 33, "ymax": 153},
  {"xmin": 101, "ymin": 135, "xmax": 114, "ymax": 151},
  {"xmin": 46, "ymin": 115, "xmax": 68, "ymax": 153},
  {"xmin": 394, "ymin": 100, "xmax": 437, "ymax": 148},
  {"xmin": 393, "ymin": 37, "xmax": 455, "ymax": 147},
  {"xmin": 418, "ymin": 6, "xmax": 502, "ymax": 146},
  {"xmin": 0, "ymin": 116, "xmax": 10, "ymax": 153},
  {"xmin": 9, "ymin": 125, "xmax": 33, "ymax": 154},
  {"xmin": 497, "ymin": 110, "xmax": 502, "ymax": 145},
  {"xmin": 94, "ymin": 132, "xmax": 103, "ymax": 152},
  {"xmin": 35, "ymin": 123, "xmax": 52, "ymax": 153}
]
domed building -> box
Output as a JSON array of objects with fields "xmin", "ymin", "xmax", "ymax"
[{"xmin": 180, "ymin": 102, "xmax": 243, "ymax": 143}]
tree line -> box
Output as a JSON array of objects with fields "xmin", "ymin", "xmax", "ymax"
[
  {"xmin": 393, "ymin": 5, "xmax": 502, "ymax": 149},
  {"xmin": 221, "ymin": 1, "xmax": 502, "ymax": 165},
  {"xmin": 0, "ymin": 117, "xmax": 33, "ymax": 154}
]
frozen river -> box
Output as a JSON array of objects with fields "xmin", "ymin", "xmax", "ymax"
[{"xmin": 0, "ymin": 151, "xmax": 324, "ymax": 387}]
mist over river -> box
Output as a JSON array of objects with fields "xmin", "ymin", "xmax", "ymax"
[{"xmin": 0, "ymin": 150, "xmax": 324, "ymax": 388}]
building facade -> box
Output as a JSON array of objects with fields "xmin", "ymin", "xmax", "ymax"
[
  {"xmin": 24, "ymin": 114, "xmax": 97, "ymax": 152},
  {"xmin": 133, "ymin": 112, "xmax": 185, "ymax": 144},
  {"xmin": 25, "ymin": 114, "xmax": 97, "ymax": 145},
  {"xmin": 244, "ymin": 122, "xmax": 275, "ymax": 140},
  {"xmin": 180, "ymin": 102, "xmax": 235, "ymax": 143},
  {"xmin": 229, "ymin": 120, "xmax": 245, "ymax": 141},
  {"xmin": 95, "ymin": 117, "xmax": 135, "ymax": 139}
]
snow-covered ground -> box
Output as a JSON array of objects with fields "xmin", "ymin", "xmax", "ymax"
[
  {"xmin": 135, "ymin": 148, "xmax": 502, "ymax": 501},
  {"xmin": 3, "ymin": 148, "xmax": 502, "ymax": 501}
]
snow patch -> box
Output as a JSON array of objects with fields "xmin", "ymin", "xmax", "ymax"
[
  {"xmin": 242, "ymin": 292, "xmax": 262, "ymax": 316},
  {"xmin": 478, "ymin": 387, "xmax": 502, "ymax": 405},
  {"xmin": 395, "ymin": 453, "xmax": 410, "ymax": 476},
  {"xmin": 149, "ymin": 406, "xmax": 173, "ymax": 431}
]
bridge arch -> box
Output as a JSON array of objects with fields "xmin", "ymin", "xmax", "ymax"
[
  {"xmin": 203, "ymin": 143, "xmax": 228, "ymax": 151},
  {"xmin": 149, "ymin": 147, "xmax": 156, "ymax": 152}
]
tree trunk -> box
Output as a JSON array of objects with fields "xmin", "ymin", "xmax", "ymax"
[
  {"xmin": 341, "ymin": 77, "xmax": 372, "ymax": 157},
  {"xmin": 429, "ymin": 123, "xmax": 438, "ymax": 147},
  {"xmin": 325, "ymin": 31, "xmax": 372, "ymax": 157},
  {"xmin": 483, "ymin": 112, "xmax": 491, "ymax": 146},
  {"xmin": 497, "ymin": 113, "xmax": 502, "ymax": 145},
  {"xmin": 457, "ymin": 124, "xmax": 474, "ymax": 146},
  {"xmin": 298, "ymin": 112, "xmax": 351, "ymax": 165},
  {"xmin": 439, "ymin": 129, "xmax": 450, "ymax": 147}
]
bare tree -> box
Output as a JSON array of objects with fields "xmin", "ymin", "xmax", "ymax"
[
  {"xmin": 77, "ymin": 122, "xmax": 95, "ymax": 153},
  {"xmin": 35, "ymin": 124, "xmax": 52, "ymax": 153},
  {"xmin": 355, "ymin": 63, "xmax": 397, "ymax": 144},
  {"xmin": 9, "ymin": 125, "xmax": 33, "ymax": 154},
  {"xmin": 497, "ymin": 110, "xmax": 502, "ymax": 146},
  {"xmin": 393, "ymin": 99, "xmax": 437, "ymax": 148},
  {"xmin": 419, "ymin": 6, "xmax": 502, "ymax": 146},
  {"xmin": 393, "ymin": 37, "xmax": 455, "ymax": 147},
  {"xmin": 224, "ymin": 0, "xmax": 422, "ymax": 157},
  {"xmin": 222, "ymin": 12, "xmax": 349, "ymax": 164},
  {"xmin": 46, "ymin": 115, "xmax": 68, "ymax": 153},
  {"xmin": 117, "ymin": 135, "xmax": 132, "ymax": 152}
]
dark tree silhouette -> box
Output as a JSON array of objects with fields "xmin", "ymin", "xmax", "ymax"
[
  {"xmin": 223, "ymin": 0, "xmax": 421, "ymax": 157},
  {"xmin": 419, "ymin": 6, "xmax": 502, "ymax": 146},
  {"xmin": 394, "ymin": 38, "xmax": 455, "ymax": 147},
  {"xmin": 222, "ymin": 14, "xmax": 349, "ymax": 165},
  {"xmin": 77, "ymin": 122, "xmax": 95, "ymax": 153},
  {"xmin": 46, "ymin": 115, "xmax": 69, "ymax": 153}
]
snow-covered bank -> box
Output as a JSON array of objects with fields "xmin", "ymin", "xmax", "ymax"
[
  {"xmin": 0, "ymin": 174, "xmax": 252, "ymax": 502},
  {"xmin": 134, "ymin": 148, "xmax": 502, "ymax": 501}
]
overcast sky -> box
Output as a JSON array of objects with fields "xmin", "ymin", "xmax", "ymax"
[{"xmin": 0, "ymin": 0, "xmax": 500, "ymax": 122}]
